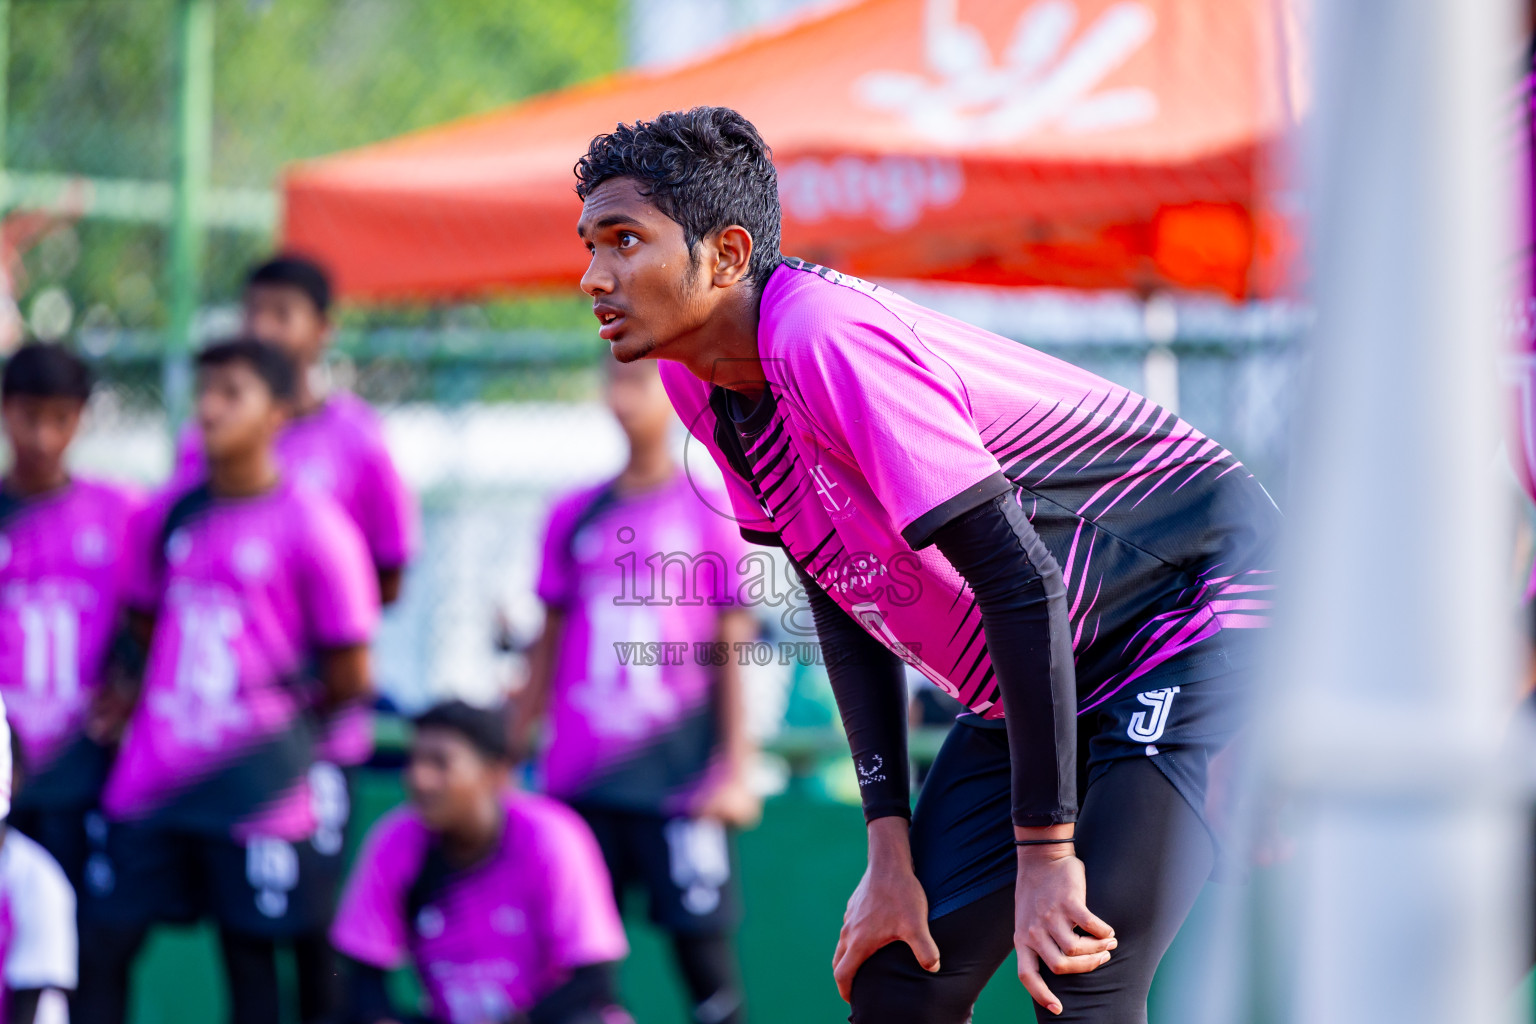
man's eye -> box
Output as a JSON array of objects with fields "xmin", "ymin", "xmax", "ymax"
[{"xmin": 617, "ymin": 232, "xmax": 638, "ymax": 248}]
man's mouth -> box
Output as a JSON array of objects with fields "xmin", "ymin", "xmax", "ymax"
[{"xmin": 595, "ymin": 307, "xmax": 627, "ymax": 341}]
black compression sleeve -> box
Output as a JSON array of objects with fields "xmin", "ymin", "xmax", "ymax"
[
  {"xmin": 794, "ymin": 565, "xmax": 912, "ymax": 822},
  {"xmin": 342, "ymin": 957, "xmax": 395, "ymax": 1024},
  {"xmin": 931, "ymin": 491, "xmax": 1078, "ymax": 827},
  {"xmin": 528, "ymin": 962, "xmax": 622, "ymax": 1024}
]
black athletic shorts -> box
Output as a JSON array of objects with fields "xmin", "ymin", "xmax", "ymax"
[
  {"xmin": 8, "ymin": 804, "xmax": 94, "ymax": 893},
  {"xmin": 78, "ymin": 816, "xmax": 334, "ymax": 938},
  {"xmin": 573, "ymin": 804, "xmax": 742, "ymax": 935},
  {"xmin": 914, "ymin": 669, "xmax": 1248, "ymax": 919}
]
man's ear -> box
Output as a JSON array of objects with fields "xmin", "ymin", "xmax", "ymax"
[{"xmin": 710, "ymin": 225, "xmax": 755, "ymax": 288}]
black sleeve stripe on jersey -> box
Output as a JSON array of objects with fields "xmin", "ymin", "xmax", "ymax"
[
  {"xmin": 156, "ymin": 483, "xmax": 217, "ymax": 565},
  {"xmin": 809, "ymin": 542, "xmax": 848, "ymax": 581},
  {"xmin": 798, "ymin": 527, "xmax": 840, "ymax": 574},
  {"xmin": 740, "ymin": 527, "xmax": 783, "ymax": 547},
  {"xmin": 772, "ymin": 475, "xmax": 810, "ymax": 511},
  {"xmin": 901, "ymin": 471, "xmax": 1015, "ymax": 551},
  {"xmin": 0, "ymin": 488, "xmax": 26, "ymax": 529},
  {"xmin": 563, "ymin": 479, "xmax": 624, "ymax": 560},
  {"xmin": 405, "ymin": 839, "xmax": 456, "ymax": 922}
]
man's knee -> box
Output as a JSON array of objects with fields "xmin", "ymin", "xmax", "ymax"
[{"xmin": 848, "ymin": 942, "xmax": 976, "ymax": 1024}]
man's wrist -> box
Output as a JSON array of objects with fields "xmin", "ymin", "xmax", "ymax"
[
  {"xmin": 722, "ymin": 746, "xmax": 756, "ymax": 777},
  {"xmin": 867, "ymin": 815, "xmax": 914, "ymax": 872},
  {"xmin": 1014, "ymin": 823, "xmax": 1075, "ymax": 862}
]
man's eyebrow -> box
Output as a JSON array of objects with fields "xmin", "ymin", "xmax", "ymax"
[{"xmin": 577, "ymin": 213, "xmax": 644, "ymax": 238}]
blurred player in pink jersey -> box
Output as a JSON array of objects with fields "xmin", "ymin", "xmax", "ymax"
[
  {"xmin": 510, "ymin": 359, "xmax": 758, "ymax": 1024},
  {"xmin": 0, "ymin": 343, "xmax": 138, "ymax": 889},
  {"xmin": 76, "ymin": 339, "xmax": 380, "ymax": 1024},
  {"xmin": 172, "ymin": 256, "xmax": 421, "ymax": 1019},
  {"xmin": 334, "ymin": 700, "xmax": 632, "ymax": 1024}
]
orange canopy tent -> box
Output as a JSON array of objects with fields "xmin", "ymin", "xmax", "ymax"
[{"xmin": 282, "ymin": 0, "xmax": 1303, "ymax": 303}]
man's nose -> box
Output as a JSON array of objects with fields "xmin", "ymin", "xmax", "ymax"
[{"xmin": 580, "ymin": 254, "xmax": 614, "ymax": 297}]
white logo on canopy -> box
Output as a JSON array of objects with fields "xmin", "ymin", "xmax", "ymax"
[
  {"xmin": 778, "ymin": 155, "xmax": 963, "ymax": 230},
  {"xmin": 855, "ymin": 0, "xmax": 1159, "ymax": 144}
]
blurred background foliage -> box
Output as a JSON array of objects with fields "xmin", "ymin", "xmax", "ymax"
[{"xmin": 7, "ymin": 0, "xmax": 620, "ymax": 332}]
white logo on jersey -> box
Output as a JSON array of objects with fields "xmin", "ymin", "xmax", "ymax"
[
  {"xmin": 246, "ymin": 836, "xmax": 299, "ymax": 919},
  {"xmin": 74, "ymin": 526, "xmax": 108, "ymax": 566},
  {"xmin": 232, "ymin": 537, "xmax": 273, "ymax": 581},
  {"xmin": 155, "ymin": 600, "xmax": 245, "ymax": 746},
  {"xmin": 18, "ymin": 597, "xmax": 81, "ymax": 702},
  {"xmin": 85, "ymin": 853, "xmax": 114, "ymax": 896},
  {"xmin": 309, "ymin": 762, "xmax": 349, "ymax": 857},
  {"xmin": 665, "ymin": 818, "xmax": 730, "ymax": 917},
  {"xmin": 165, "ymin": 529, "xmax": 192, "ymax": 566},
  {"xmin": 847, "ymin": 601, "xmax": 973, "ymax": 707},
  {"xmin": 416, "ymin": 905, "xmax": 446, "ymax": 939},
  {"xmin": 296, "ymin": 458, "xmax": 335, "ymax": 494},
  {"xmin": 807, "ymin": 464, "xmax": 856, "ymax": 520},
  {"xmin": 1127, "ymin": 686, "xmax": 1180, "ymax": 743},
  {"xmin": 570, "ymin": 601, "xmax": 678, "ymax": 738},
  {"xmin": 491, "ymin": 906, "xmax": 526, "ymax": 936}
]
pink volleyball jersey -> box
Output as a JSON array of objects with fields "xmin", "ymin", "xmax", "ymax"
[
  {"xmin": 174, "ymin": 391, "xmax": 418, "ymax": 766},
  {"xmin": 0, "ymin": 479, "xmax": 137, "ymax": 796},
  {"xmin": 102, "ymin": 478, "xmax": 379, "ymax": 840},
  {"xmin": 663, "ymin": 259, "xmax": 1281, "ymax": 718},
  {"xmin": 331, "ymin": 792, "xmax": 629, "ymax": 1023},
  {"xmin": 535, "ymin": 473, "xmax": 750, "ymax": 814}
]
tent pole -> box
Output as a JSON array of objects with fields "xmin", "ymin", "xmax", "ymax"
[
  {"xmin": 0, "ymin": 0, "xmax": 10, "ymax": 207},
  {"xmin": 164, "ymin": 0, "xmax": 213, "ymax": 432}
]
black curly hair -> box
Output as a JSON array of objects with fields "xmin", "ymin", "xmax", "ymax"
[
  {"xmin": 575, "ymin": 106, "xmax": 783, "ymax": 290},
  {"xmin": 195, "ymin": 336, "xmax": 298, "ymax": 403},
  {"xmin": 413, "ymin": 700, "xmax": 511, "ymax": 763},
  {"xmin": 1, "ymin": 343, "xmax": 93, "ymax": 402}
]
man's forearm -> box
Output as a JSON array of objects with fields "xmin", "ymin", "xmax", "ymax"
[
  {"xmin": 511, "ymin": 608, "xmax": 563, "ymax": 755},
  {"xmin": 931, "ymin": 493, "xmax": 1079, "ymax": 828},
  {"xmin": 794, "ymin": 565, "xmax": 912, "ymax": 822},
  {"xmin": 318, "ymin": 645, "xmax": 372, "ymax": 709},
  {"xmin": 376, "ymin": 566, "xmax": 404, "ymax": 607},
  {"xmin": 713, "ymin": 609, "xmax": 759, "ymax": 770}
]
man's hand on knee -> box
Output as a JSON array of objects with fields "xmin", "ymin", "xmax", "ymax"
[
  {"xmin": 833, "ymin": 817, "xmax": 941, "ymax": 1003},
  {"xmin": 1014, "ymin": 836, "xmax": 1116, "ymax": 1015}
]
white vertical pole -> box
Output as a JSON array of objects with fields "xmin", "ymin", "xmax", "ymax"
[{"xmin": 1263, "ymin": 0, "xmax": 1525, "ymax": 1022}]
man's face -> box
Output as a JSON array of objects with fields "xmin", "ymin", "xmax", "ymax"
[
  {"xmin": 195, "ymin": 361, "xmax": 284, "ymax": 464},
  {"xmin": 243, "ymin": 284, "xmax": 329, "ymax": 369},
  {"xmin": 605, "ymin": 358, "xmax": 673, "ymax": 448},
  {"xmin": 1, "ymin": 396, "xmax": 82, "ymax": 479},
  {"xmin": 578, "ymin": 177, "xmax": 711, "ymax": 364},
  {"xmin": 406, "ymin": 727, "xmax": 504, "ymax": 833}
]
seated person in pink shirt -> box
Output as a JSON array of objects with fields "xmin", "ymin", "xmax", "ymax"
[{"xmin": 332, "ymin": 701, "xmax": 632, "ymax": 1024}]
